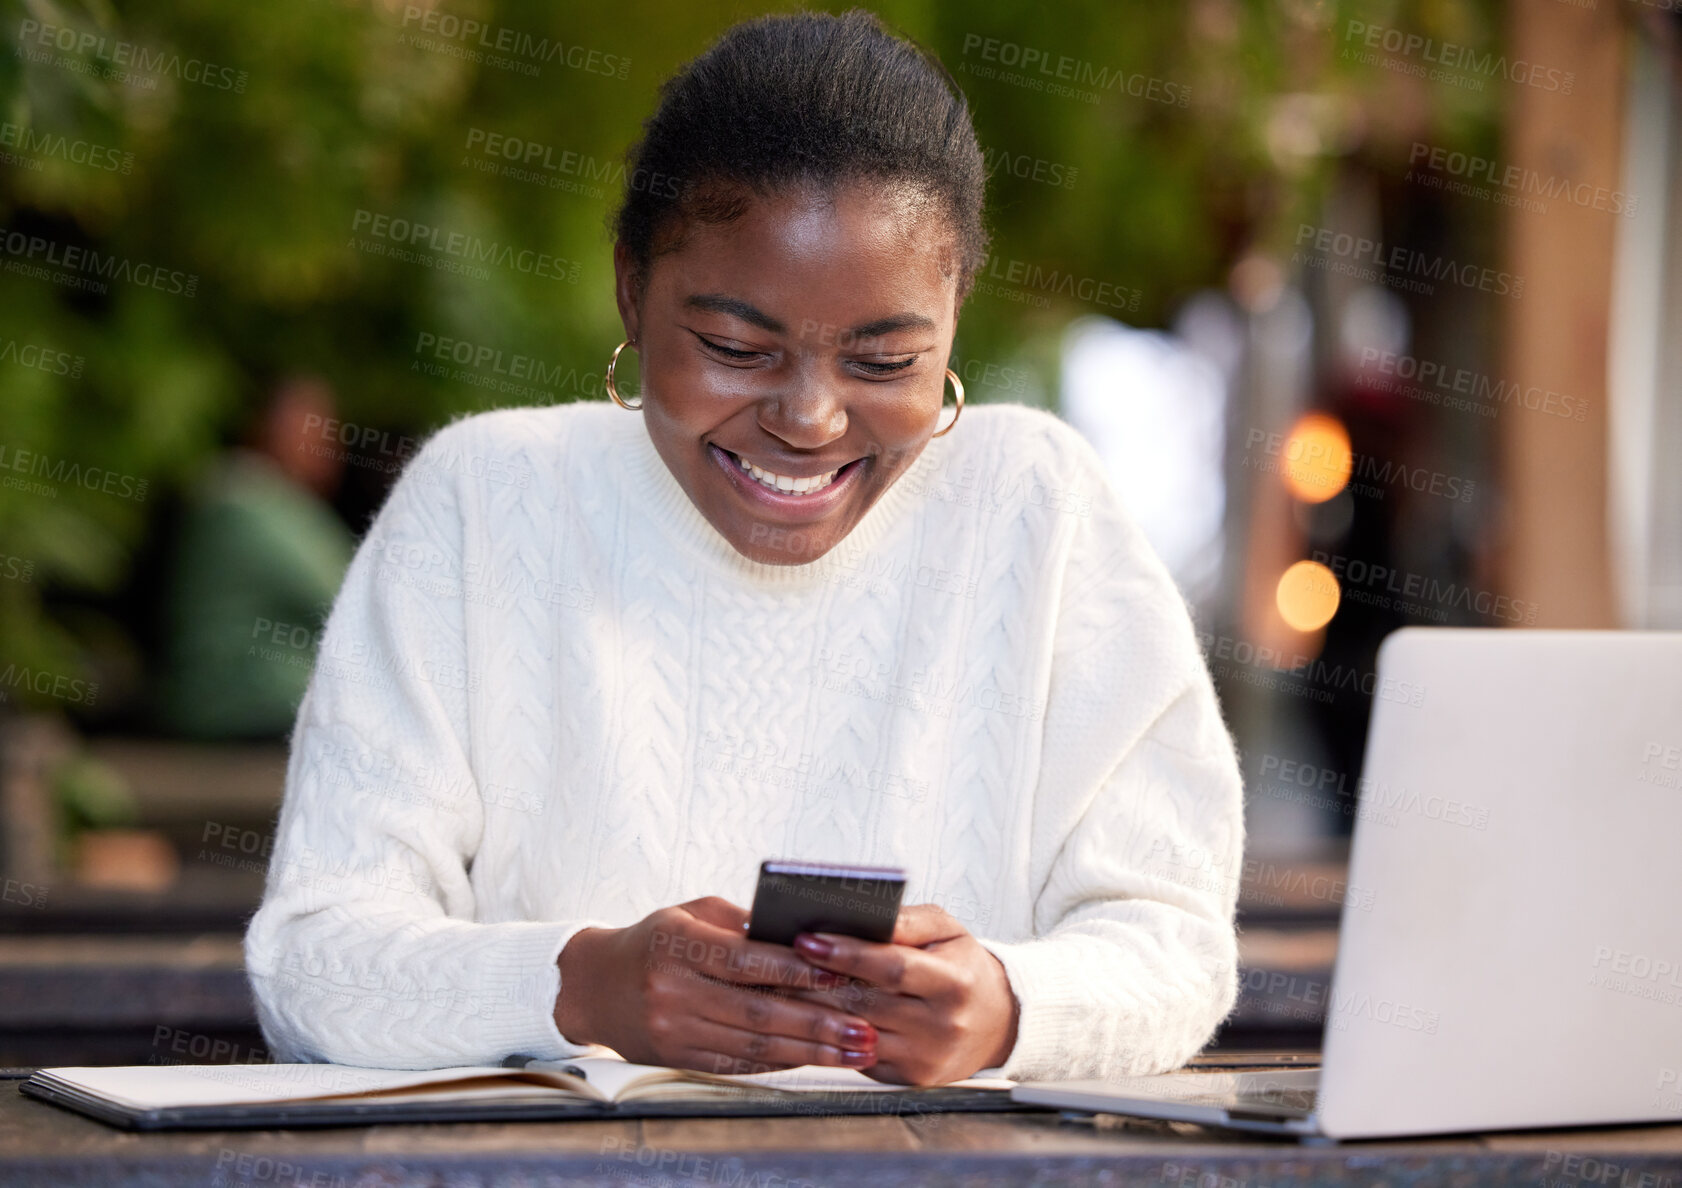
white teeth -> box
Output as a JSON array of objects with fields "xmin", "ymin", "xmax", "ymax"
[{"xmin": 731, "ymin": 451, "xmax": 841, "ymax": 495}]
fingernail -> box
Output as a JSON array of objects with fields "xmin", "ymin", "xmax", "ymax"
[
  {"xmin": 841, "ymin": 1049, "xmax": 875, "ymax": 1066},
  {"xmin": 795, "ymin": 934, "xmax": 834, "ymax": 959},
  {"xmin": 840, "ymin": 1024, "xmax": 875, "ymax": 1046}
]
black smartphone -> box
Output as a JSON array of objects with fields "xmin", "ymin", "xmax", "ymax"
[{"xmin": 745, "ymin": 860, "xmax": 906, "ymax": 946}]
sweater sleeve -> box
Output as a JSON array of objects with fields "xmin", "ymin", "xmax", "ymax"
[
  {"xmin": 974, "ymin": 418, "xmax": 1246, "ymax": 1082},
  {"xmin": 242, "ymin": 418, "xmax": 613, "ymax": 1068}
]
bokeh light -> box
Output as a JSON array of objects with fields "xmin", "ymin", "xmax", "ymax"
[
  {"xmin": 1275, "ymin": 559, "xmax": 1341, "ymax": 632},
  {"xmin": 1280, "ymin": 412, "xmax": 1352, "ymax": 504}
]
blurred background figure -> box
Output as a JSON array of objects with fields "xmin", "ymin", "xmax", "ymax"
[{"xmin": 152, "ymin": 377, "xmax": 353, "ymax": 740}]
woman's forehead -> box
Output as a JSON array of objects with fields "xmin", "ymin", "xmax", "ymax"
[{"xmin": 650, "ymin": 181, "xmax": 958, "ymax": 320}]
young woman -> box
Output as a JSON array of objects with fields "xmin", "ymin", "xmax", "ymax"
[{"xmin": 245, "ymin": 8, "xmax": 1245, "ymax": 1087}]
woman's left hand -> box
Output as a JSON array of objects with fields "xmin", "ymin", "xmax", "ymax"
[{"xmin": 783, "ymin": 904, "xmax": 1019, "ymax": 1085}]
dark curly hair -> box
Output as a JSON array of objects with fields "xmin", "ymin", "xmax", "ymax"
[{"xmin": 611, "ymin": 8, "xmax": 989, "ymax": 309}]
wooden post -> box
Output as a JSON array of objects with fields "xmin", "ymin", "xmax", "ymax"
[{"xmin": 1494, "ymin": 0, "xmax": 1628, "ymax": 626}]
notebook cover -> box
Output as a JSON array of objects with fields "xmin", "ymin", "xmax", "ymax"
[{"xmin": 19, "ymin": 1076, "xmax": 1028, "ymax": 1131}]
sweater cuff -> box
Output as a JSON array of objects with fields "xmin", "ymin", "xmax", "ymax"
[
  {"xmin": 974, "ymin": 935, "xmax": 1098, "ymax": 1082},
  {"xmin": 471, "ymin": 918, "xmax": 619, "ymax": 1062}
]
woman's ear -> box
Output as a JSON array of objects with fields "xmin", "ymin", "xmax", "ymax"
[{"xmin": 612, "ymin": 241, "xmax": 643, "ymax": 345}]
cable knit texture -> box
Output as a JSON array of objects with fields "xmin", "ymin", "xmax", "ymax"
[{"xmin": 243, "ymin": 398, "xmax": 1246, "ymax": 1081}]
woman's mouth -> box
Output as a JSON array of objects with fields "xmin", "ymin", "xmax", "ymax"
[{"xmin": 709, "ymin": 444, "xmax": 868, "ymax": 518}]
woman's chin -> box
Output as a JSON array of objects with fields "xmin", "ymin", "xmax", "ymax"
[{"xmin": 722, "ymin": 518, "xmax": 844, "ymax": 566}]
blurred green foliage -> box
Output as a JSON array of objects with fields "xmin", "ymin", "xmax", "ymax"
[{"xmin": 0, "ymin": 0, "xmax": 1498, "ymax": 716}]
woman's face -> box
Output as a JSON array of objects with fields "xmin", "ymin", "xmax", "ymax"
[{"xmin": 614, "ymin": 179, "xmax": 959, "ymax": 566}]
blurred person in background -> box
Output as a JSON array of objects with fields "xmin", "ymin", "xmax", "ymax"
[{"xmin": 153, "ymin": 376, "xmax": 354, "ymax": 740}]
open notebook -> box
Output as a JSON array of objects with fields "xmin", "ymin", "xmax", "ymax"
[{"xmin": 20, "ymin": 1056, "xmax": 1020, "ymax": 1130}]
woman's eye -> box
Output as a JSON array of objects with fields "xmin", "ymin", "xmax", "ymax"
[
  {"xmin": 698, "ymin": 336, "xmax": 761, "ymax": 361},
  {"xmin": 855, "ymin": 357, "xmax": 918, "ymax": 375}
]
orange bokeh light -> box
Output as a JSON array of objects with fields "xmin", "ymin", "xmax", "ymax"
[
  {"xmin": 1276, "ymin": 559, "xmax": 1341, "ymax": 632},
  {"xmin": 1280, "ymin": 413, "xmax": 1352, "ymax": 503}
]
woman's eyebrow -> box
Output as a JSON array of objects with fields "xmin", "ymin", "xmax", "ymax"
[
  {"xmin": 683, "ymin": 293, "xmax": 934, "ymax": 341},
  {"xmin": 847, "ymin": 312, "xmax": 935, "ymax": 339},
  {"xmin": 685, "ymin": 293, "xmax": 786, "ymax": 333}
]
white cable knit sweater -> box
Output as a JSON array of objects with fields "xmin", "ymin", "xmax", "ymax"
[{"xmin": 243, "ymin": 398, "xmax": 1246, "ymax": 1081}]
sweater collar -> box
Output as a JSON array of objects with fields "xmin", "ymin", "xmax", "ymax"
[{"xmin": 614, "ymin": 407, "xmax": 943, "ymax": 588}]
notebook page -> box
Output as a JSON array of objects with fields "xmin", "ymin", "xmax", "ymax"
[
  {"xmin": 34, "ymin": 1064, "xmax": 532, "ymax": 1109},
  {"xmin": 726, "ymin": 1065, "xmax": 1015, "ymax": 1092},
  {"xmin": 532, "ymin": 1056, "xmax": 1013, "ymax": 1098}
]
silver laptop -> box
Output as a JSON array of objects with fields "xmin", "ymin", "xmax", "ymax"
[{"xmin": 1013, "ymin": 628, "xmax": 1682, "ymax": 1141}]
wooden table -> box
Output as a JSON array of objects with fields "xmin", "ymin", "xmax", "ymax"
[{"xmin": 6, "ymin": 1069, "xmax": 1682, "ymax": 1187}]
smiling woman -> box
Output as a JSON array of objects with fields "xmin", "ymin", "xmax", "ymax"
[
  {"xmin": 617, "ymin": 177, "xmax": 965, "ymax": 566},
  {"xmin": 243, "ymin": 8, "xmax": 1245, "ymax": 1088}
]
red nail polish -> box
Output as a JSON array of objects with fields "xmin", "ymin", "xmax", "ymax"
[
  {"xmin": 796, "ymin": 934, "xmax": 834, "ymax": 958},
  {"xmin": 841, "ymin": 1049, "xmax": 875, "ymax": 1066}
]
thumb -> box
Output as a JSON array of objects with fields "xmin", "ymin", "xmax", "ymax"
[
  {"xmin": 891, "ymin": 903, "xmax": 967, "ymax": 948},
  {"xmin": 683, "ymin": 895, "xmax": 750, "ymax": 932}
]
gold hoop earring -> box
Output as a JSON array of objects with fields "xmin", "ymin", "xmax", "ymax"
[
  {"xmin": 930, "ymin": 367, "xmax": 965, "ymax": 438},
  {"xmin": 605, "ymin": 339, "xmax": 641, "ymax": 410}
]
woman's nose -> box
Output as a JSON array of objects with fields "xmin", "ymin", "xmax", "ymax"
[{"xmin": 756, "ymin": 369, "xmax": 848, "ymax": 449}]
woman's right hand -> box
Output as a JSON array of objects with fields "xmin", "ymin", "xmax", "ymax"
[{"xmin": 553, "ymin": 896, "xmax": 880, "ymax": 1075}]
